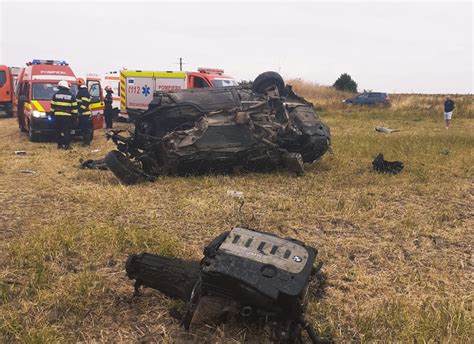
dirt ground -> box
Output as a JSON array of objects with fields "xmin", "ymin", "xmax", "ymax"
[{"xmin": 0, "ymin": 93, "xmax": 472, "ymax": 343}]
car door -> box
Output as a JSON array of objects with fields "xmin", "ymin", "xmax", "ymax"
[
  {"xmin": 368, "ymin": 93, "xmax": 380, "ymax": 105},
  {"xmin": 356, "ymin": 93, "xmax": 369, "ymax": 105},
  {"xmin": 188, "ymin": 74, "xmax": 211, "ymax": 88},
  {"xmin": 17, "ymin": 82, "xmax": 30, "ymax": 129},
  {"xmin": 87, "ymin": 79, "xmax": 104, "ymax": 130}
]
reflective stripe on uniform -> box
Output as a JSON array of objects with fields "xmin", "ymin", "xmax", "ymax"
[
  {"xmin": 54, "ymin": 112, "xmax": 73, "ymax": 116},
  {"xmin": 52, "ymin": 101, "xmax": 75, "ymax": 107}
]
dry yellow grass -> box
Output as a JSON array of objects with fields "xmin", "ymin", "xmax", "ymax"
[{"xmin": 0, "ymin": 86, "xmax": 473, "ymax": 343}]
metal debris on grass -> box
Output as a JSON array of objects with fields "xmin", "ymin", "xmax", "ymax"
[
  {"xmin": 227, "ymin": 190, "xmax": 243, "ymax": 199},
  {"xmin": 79, "ymin": 159, "xmax": 109, "ymax": 170},
  {"xmin": 375, "ymin": 127, "xmax": 400, "ymax": 134},
  {"xmin": 372, "ymin": 153, "xmax": 404, "ymax": 174},
  {"xmin": 125, "ymin": 227, "xmax": 328, "ymax": 343},
  {"xmin": 19, "ymin": 170, "xmax": 36, "ymax": 174}
]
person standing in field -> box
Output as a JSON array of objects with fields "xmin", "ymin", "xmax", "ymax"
[
  {"xmin": 76, "ymin": 78, "xmax": 93, "ymax": 146},
  {"xmin": 104, "ymin": 85, "xmax": 114, "ymax": 129},
  {"xmin": 51, "ymin": 80, "xmax": 78, "ymax": 149},
  {"xmin": 444, "ymin": 96, "xmax": 455, "ymax": 129}
]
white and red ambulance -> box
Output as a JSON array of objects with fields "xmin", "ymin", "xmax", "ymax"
[{"xmin": 118, "ymin": 68, "xmax": 236, "ymax": 120}]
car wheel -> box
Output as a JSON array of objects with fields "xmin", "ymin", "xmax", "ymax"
[
  {"xmin": 104, "ymin": 150, "xmax": 146, "ymax": 185},
  {"xmin": 28, "ymin": 121, "xmax": 40, "ymax": 142},
  {"xmin": 252, "ymin": 71, "xmax": 285, "ymax": 95}
]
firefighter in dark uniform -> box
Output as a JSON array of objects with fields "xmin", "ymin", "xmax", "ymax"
[
  {"xmin": 76, "ymin": 78, "xmax": 92, "ymax": 146},
  {"xmin": 104, "ymin": 85, "xmax": 114, "ymax": 129},
  {"xmin": 51, "ymin": 80, "xmax": 77, "ymax": 149}
]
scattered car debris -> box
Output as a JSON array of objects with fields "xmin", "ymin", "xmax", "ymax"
[
  {"xmin": 105, "ymin": 71, "xmax": 331, "ymax": 185},
  {"xmin": 19, "ymin": 169, "xmax": 36, "ymax": 174},
  {"xmin": 125, "ymin": 227, "xmax": 327, "ymax": 343},
  {"xmin": 227, "ymin": 190, "xmax": 243, "ymax": 198},
  {"xmin": 79, "ymin": 159, "xmax": 109, "ymax": 170},
  {"xmin": 14, "ymin": 150, "xmax": 27, "ymax": 155},
  {"xmin": 375, "ymin": 127, "xmax": 400, "ymax": 134},
  {"xmin": 372, "ymin": 153, "xmax": 404, "ymax": 174},
  {"xmin": 90, "ymin": 149, "xmax": 101, "ymax": 153}
]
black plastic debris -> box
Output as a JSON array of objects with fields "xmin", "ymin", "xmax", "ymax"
[
  {"xmin": 372, "ymin": 153, "xmax": 404, "ymax": 174},
  {"xmin": 80, "ymin": 159, "xmax": 108, "ymax": 170}
]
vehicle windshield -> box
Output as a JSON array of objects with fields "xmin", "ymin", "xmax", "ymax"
[
  {"xmin": 32, "ymin": 83, "xmax": 78, "ymax": 100},
  {"xmin": 211, "ymin": 78, "xmax": 238, "ymax": 87}
]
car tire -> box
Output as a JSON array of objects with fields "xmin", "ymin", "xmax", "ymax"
[
  {"xmin": 252, "ymin": 71, "xmax": 285, "ymax": 95},
  {"xmin": 104, "ymin": 150, "xmax": 145, "ymax": 185},
  {"xmin": 28, "ymin": 121, "xmax": 40, "ymax": 142}
]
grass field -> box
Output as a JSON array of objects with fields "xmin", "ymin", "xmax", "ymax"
[{"xmin": 0, "ymin": 86, "xmax": 472, "ymax": 343}]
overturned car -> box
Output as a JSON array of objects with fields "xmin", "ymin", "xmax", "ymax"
[{"xmin": 105, "ymin": 72, "xmax": 331, "ymax": 184}]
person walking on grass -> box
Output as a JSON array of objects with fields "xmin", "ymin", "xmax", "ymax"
[{"xmin": 444, "ymin": 96, "xmax": 455, "ymax": 129}]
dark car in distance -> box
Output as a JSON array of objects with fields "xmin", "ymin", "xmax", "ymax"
[{"xmin": 343, "ymin": 92, "xmax": 390, "ymax": 106}]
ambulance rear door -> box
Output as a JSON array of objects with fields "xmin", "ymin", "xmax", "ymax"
[{"xmin": 124, "ymin": 71, "xmax": 154, "ymax": 111}]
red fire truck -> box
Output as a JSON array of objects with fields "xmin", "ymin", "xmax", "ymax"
[
  {"xmin": 13, "ymin": 59, "xmax": 104, "ymax": 142},
  {"xmin": 0, "ymin": 65, "xmax": 14, "ymax": 116}
]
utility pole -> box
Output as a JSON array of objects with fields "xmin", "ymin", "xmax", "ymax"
[{"xmin": 176, "ymin": 57, "xmax": 187, "ymax": 71}]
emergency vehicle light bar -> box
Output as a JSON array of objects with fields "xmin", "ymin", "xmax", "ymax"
[
  {"xmin": 28, "ymin": 59, "xmax": 69, "ymax": 66},
  {"xmin": 198, "ymin": 67, "xmax": 224, "ymax": 74}
]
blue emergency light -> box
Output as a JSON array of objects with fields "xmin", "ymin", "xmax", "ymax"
[{"xmin": 29, "ymin": 59, "xmax": 68, "ymax": 66}]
